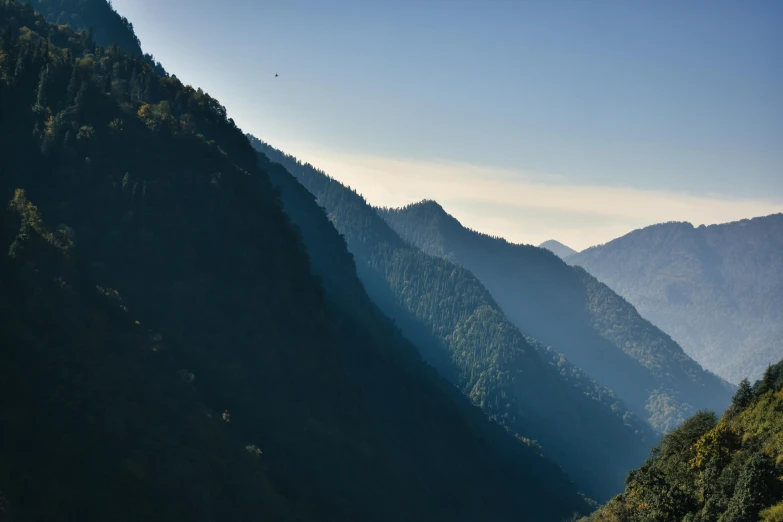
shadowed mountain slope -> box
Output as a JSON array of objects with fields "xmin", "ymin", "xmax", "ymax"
[
  {"xmin": 380, "ymin": 200, "xmax": 734, "ymax": 433},
  {"xmin": 251, "ymin": 137, "xmax": 656, "ymax": 501},
  {"xmin": 0, "ymin": 2, "xmax": 590, "ymax": 520}
]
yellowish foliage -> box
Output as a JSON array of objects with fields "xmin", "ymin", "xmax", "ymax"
[
  {"xmin": 109, "ymin": 118, "xmax": 124, "ymax": 132},
  {"xmin": 245, "ymin": 445, "xmax": 263, "ymax": 457},
  {"xmin": 8, "ymin": 189, "xmax": 74, "ymax": 256},
  {"xmin": 77, "ymin": 125, "xmax": 94, "ymax": 141},
  {"xmin": 96, "ymin": 286, "xmax": 128, "ymax": 312},
  {"xmin": 18, "ymin": 26, "xmax": 33, "ymax": 42},
  {"xmin": 733, "ymin": 389, "xmax": 783, "ymax": 461},
  {"xmin": 584, "ymin": 500, "xmax": 628, "ymax": 522},
  {"xmin": 0, "ymin": 50, "xmax": 8, "ymax": 84},
  {"xmin": 761, "ymin": 502, "xmax": 783, "ymax": 522},
  {"xmin": 43, "ymin": 115, "xmax": 56, "ymax": 136},
  {"xmin": 690, "ymin": 422, "xmax": 738, "ymax": 470},
  {"xmin": 9, "ymin": 189, "xmax": 42, "ymax": 229},
  {"xmin": 137, "ymin": 102, "xmax": 152, "ymax": 121},
  {"xmin": 137, "ymin": 102, "xmax": 176, "ymax": 132},
  {"xmin": 75, "ymin": 56, "xmax": 94, "ymax": 70}
]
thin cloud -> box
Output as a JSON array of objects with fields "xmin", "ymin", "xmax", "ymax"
[{"xmin": 266, "ymin": 140, "xmax": 783, "ymax": 251}]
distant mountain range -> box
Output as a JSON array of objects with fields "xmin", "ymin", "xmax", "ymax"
[
  {"xmin": 539, "ymin": 239, "xmax": 578, "ymax": 259},
  {"xmin": 569, "ymin": 214, "xmax": 783, "ymax": 384},
  {"xmin": 3, "ymin": 0, "xmax": 772, "ymax": 519},
  {"xmin": 251, "ymin": 138, "xmax": 657, "ymax": 500},
  {"xmin": 379, "ymin": 201, "xmax": 733, "ymax": 433}
]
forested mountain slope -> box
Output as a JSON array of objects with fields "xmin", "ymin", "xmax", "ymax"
[
  {"xmin": 30, "ymin": 0, "xmax": 166, "ymax": 74},
  {"xmin": 582, "ymin": 360, "xmax": 783, "ymax": 522},
  {"xmin": 380, "ymin": 201, "xmax": 734, "ymax": 433},
  {"xmin": 251, "ymin": 137, "xmax": 654, "ymax": 501},
  {"xmin": 0, "ymin": 2, "xmax": 590, "ymax": 520},
  {"xmin": 569, "ymin": 216, "xmax": 783, "ymax": 384}
]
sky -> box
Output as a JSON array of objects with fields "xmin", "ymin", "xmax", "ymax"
[{"xmin": 112, "ymin": 0, "xmax": 782, "ymax": 250}]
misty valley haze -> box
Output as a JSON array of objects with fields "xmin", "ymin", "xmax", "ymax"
[
  {"xmin": 1, "ymin": 1, "xmax": 781, "ymax": 521},
  {"xmin": 568, "ymin": 215, "xmax": 783, "ymax": 384}
]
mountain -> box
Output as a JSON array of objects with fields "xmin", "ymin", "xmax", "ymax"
[
  {"xmin": 250, "ymin": 137, "xmax": 656, "ymax": 501},
  {"xmin": 582, "ymin": 360, "xmax": 783, "ymax": 522},
  {"xmin": 379, "ymin": 201, "xmax": 734, "ymax": 433},
  {"xmin": 539, "ymin": 239, "xmax": 578, "ymax": 259},
  {"xmin": 0, "ymin": 2, "xmax": 591, "ymax": 520},
  {"xmin": 568, "ymin": 215, "xmax": 783, "ymax": 384},
  {"xmin": 249, "ymin": 152, "xmax": 593, "ymax": 519},
  {"xmin": 29, "ymin": 0, "xmax": 166, "ymax": 75}
]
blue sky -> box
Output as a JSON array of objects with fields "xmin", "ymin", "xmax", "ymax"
[{"xmin": 112, "ymin": 0, "xmax": 782, "ymax": 249}]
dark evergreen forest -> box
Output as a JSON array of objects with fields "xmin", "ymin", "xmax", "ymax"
[
  {"xmin": 2, "ymin": 1, "xmax": 774, "ymax": 520},
  {"xmin": 0, "ymin": 1, "xmax": 591, "ymax": 520},
  {"xmin": 29, "ymin": 0, "xmax": 166, "ymax": 74},
  {"xmin": 250, "ymin": 137, "xmax": 656, "ymax": 501}
]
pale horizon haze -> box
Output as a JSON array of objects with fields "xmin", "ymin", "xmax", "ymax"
[{"xmin": 111, "ymin": 0, "xmax": 782, "ymax": 250}]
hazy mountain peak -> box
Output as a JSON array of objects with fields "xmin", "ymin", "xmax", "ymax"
[
  {"xmin": 394, "ymin": 200, "xmax": 450, "ymax": 222},
  {"xmin": 410, "ymin": 199, "xmax": 445, "ymax": 211},
  {"xmin": 382, "ymin": 200, "xmax": 466, "ymax": 257},
  {"xmin": 539, "ymin": 240, "xmax": 578, "ymax": 259}
]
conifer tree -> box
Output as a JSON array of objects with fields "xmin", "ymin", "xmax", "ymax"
[
  {"xmin": 732, "ymin": 378, "xmax": 754, "ymax": 409},
  {"xmin": 756, "ymin": 365, "xmax": 777, "ymax": 396}
]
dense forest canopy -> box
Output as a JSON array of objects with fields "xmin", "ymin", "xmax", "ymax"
[
  {"xmin": 380, "ymin": 200, "xmax": 734, "ymax": 433},
  {"xmin": 0, "ymin": 1, "xmax": 592, "ymax": 520},
  {"xmin": 250, "ymin": 136, "xmax": 656, "ymax": 502},
  {"xmin": 569, "ymin": 216, "xmax": 783, "ymax": 384},
  {"xmin": 29, "ymin": 0, "xmax": 166, "ymax": 74},
  {"xmin": 3, "ymin": 0, "xmax": 774, "ymax": 520},
  {"xmin": 582, "ymin": 359, "xmax": 783, "ymax": 522}
]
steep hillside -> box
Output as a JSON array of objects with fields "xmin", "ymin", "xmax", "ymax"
[
  {"xmin": 1, "ymin": 189, "xmax": 297, "ymax": 522},
  {"xmin": 255, "ymin": 152, "xmax": 595, "ymax": 515},
  {"xmin": 0, "ymin": 3, "xmax": 590, "ymax": 520},
  {"xmin": 251, "ymin": 137, "xmax": 655, "ymax": 501},
  {"xmin": 582, "ymin": 360, "xmax": 783, "ymax": 522},
  {"xmin": 30, "ymin": 0, "xmax": 166, "ymax": 74},
  {"xmin": 569, "ymin": 215, "xmax": 783, "ymax": 384},
  {"xmin": 540, "ymin": 239, "xmax": 578, "ymax": 259},
  {"xmin": 380, "ymin": 201, "xmax": 733, "ymax": 433}
]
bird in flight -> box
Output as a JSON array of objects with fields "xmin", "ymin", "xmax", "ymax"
[{"xmin": 275, "ymin": 74, "xmax": 279, "ymax": 77}]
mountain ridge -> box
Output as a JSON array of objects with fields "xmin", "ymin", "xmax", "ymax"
[
  {"xmin": 0, "ymin": 2, "xmax": 591, "ymax": 520},
  {"xmin": 569, "ymin": 212, "xmax": 783, "ymax": 383},
  {"xmin": 251, "ymin": 137, "xmax": 658, "ymax": 501},
  {"xmin": 540, "ymin": 239, "xmax": 578, "ymax": 259},
  {"xmin": 29, "ymin": 0, "xmax": 167, "ymax": 74},
  {"xmin": 380, "ymin": 199, "xmax": 734, "ymax": 433}
]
